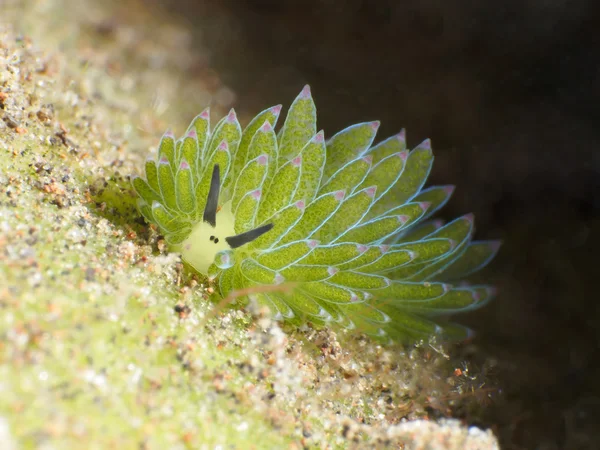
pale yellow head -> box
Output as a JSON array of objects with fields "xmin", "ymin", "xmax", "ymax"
[
  {"xmin": 180, "ymin": 200, "xmax": 236, "ymax": 274},
  {"xmin": 178, "ymin": 165, "xmax": 273, "ymax": 275}
]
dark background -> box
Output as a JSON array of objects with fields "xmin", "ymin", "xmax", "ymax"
[{"xmin": 151, "ymin": 1, "xmax": 600, "ymax": 448}]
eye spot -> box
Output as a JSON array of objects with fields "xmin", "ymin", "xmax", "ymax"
[
  {"xmin": 209, "ymin": 235, "xmax": 215, "ymax": 241},
  {"xmin": 214, "ymin": 237, "xmax": 219, "ymax": 243},
  {"xmin": 209, "ymin": 235, "xmax": 220, "ymax": 244}
]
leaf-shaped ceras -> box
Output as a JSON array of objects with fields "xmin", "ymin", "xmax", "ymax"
[{"xmin": 133, "ymin": 85, "xmax": 500, "ymax": 342}]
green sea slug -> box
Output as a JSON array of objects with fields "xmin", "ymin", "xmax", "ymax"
[{"xmin": 132, "ymin": 85, "xmax": 500, "ymax": 341}]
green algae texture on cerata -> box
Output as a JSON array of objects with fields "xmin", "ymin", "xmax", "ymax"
[{"xmin": 132, "ymin": 85, "xmax": 500, "ymax": 341}]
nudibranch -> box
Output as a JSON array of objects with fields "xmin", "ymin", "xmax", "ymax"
[{"xmin": 133, "ymin": 86, "xmax": 500, "ymax": 341}]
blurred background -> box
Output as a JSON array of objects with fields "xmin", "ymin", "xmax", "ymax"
[
  {"xmin": 154, "ymin": 1, "xmax": 600, "ymax": 448},
  {"xmin": 8, "ymin": 0, "xmax": 600, "ymax": 447}
]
